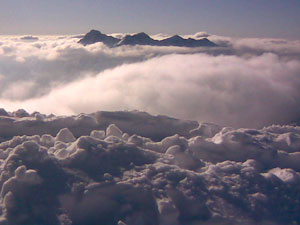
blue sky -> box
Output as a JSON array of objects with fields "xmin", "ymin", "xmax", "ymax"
[{"xmin": 1, "ymin": 0, "xmax": 300, "ymax": 39}]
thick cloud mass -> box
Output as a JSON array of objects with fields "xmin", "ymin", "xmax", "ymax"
[
  {"xmin": 0, "ymin": 110, "xmax": 299, "ymax": 225},
  {"xmin": 1, "ymin": 53, "xmax": 300, "ymax": 128},
  {"xmin": 1, "ymin": 33, "xmax": 300, "ymax": 224},
  {"xmin": 0, "ymin": 34, "xmax": 300, "ymax": 128}
]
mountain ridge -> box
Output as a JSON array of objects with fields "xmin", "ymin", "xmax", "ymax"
[{"xmin": 79, "ymin": 29, "xmax": 217, "ymax": 47}]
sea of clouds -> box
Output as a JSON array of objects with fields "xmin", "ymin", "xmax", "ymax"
[
  {"xmin": 1, "ymin": 33, "xmax": 300, "ymax": 224},
  {"xmin": 0, "ymin": 33, "xmax": 300, "ymax": 128}
]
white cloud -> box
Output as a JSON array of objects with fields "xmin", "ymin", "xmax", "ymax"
[
  {"xmin": 1, "ymin": 81, "xmax": 36, "ymax": 100},
  {"xmin": 1, "ymin": 33, "xmax": 300, "ymax": 225},
  {"xmin": 0, "ymin": 34, "xmax": 300, "ymax": 128},
  {"xmin": 0, "ymin": 35, "xmax": 218, "ymax": 100},
  {"xmin": 0, "ymin": 52, "xmax": 299, "ymax": 128}
]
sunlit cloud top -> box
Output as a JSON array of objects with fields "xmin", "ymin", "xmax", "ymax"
[{"xmin": 0, "ymin": 34, "xmax": 300, "ymax": 128}]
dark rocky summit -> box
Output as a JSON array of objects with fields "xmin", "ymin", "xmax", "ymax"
[
  {"xmin": 159, "ymin": 35, "xmax": 217, "ymax": 47},
  {"xmin": 79, "ymin": 29, "xmax": 217, "ymax": 47},
  {"xmin": 78, "ymin": 29, "xmax": 120, "ymax": 47},
  {"xmin": 116, "ymin": 32, "xmax": 158, "ymax": 46}
]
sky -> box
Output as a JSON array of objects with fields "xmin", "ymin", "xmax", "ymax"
[{"xmin": 1, "ymin": 0, "xmax": 300, "ymax": 39}]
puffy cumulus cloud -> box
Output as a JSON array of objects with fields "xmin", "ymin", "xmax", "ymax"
[
  {"xmin": 0, "ymin": 112, "xmax": 299, "ymax": 224},
  {"xmin": 2, "ymin": 53, "xmax": 300, "ymax": 128}
]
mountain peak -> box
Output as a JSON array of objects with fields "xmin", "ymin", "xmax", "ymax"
[
  {"xmin": 78, "ymin": 29, "xmax": 120, "ymax": 46},
  {"xmin": 133, "ymin": 32, "xmax": 151, "ymax": 38},
  {"xmin": 117, "ymin": 32, "xmax": 157, "ymax": 46},
  {"xmin": 169, "ymin": 35, "xmax": 184, "ymax": 40},
  {"xmin": 88, "ymin": 29, "xmax": 103, "ymax": 35}
]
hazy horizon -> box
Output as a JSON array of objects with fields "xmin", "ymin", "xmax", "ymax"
[{"xmin": 1, "ymin": 0, "xmax": 300, "ymax": 40}]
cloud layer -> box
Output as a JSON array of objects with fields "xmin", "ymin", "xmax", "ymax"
[{"xmin": 0, "ymin": 34, "xmax": 300, "ymax": 128}]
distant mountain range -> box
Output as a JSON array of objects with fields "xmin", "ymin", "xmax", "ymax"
[{"xmin": 78, "ymin": 29, "xmax": 217, "ymax": 47}]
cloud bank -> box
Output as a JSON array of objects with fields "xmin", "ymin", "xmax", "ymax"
[
  {"xmin": 0, "ymin": 34, "xmax": 300, "ymax": 128},
  {"xmin": 1, "ymin": 32, "xmax": 300, "ymax": 223}
]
